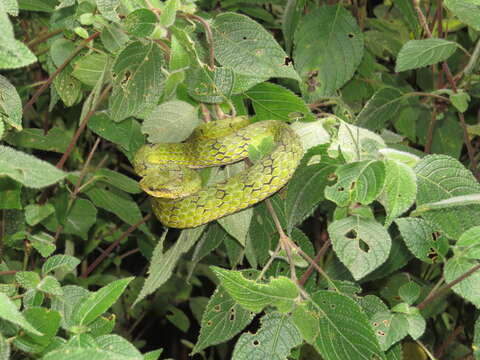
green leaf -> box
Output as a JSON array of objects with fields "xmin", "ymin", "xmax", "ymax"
[
  {"xmin": 3, "ymin": 0, "xmax": 18, "ymax": 15},
  {"xmin": 395, "ymin": 218, "xmax": 442, "ymax": 263},
  {"xmin": 328, "ymin": 216, "xmax": 392, "ymax": 280},
  {"xmin": 100, "ymin": 23, "xmax": 129, "ymax": 53},
  {"xmin": 0, "ymin": 145, "xmax": 67, "ymax": 188},
  {"xmin": 392, "ymin": 0, "xmax": 419, "ymax": 33},
  {"xmin": 293, "ymin": 5, "xmax": 364, "ymax": 99},
  {"xmin": 211, "ymin": 266, "xmax": 298, "ymax": 313},
  {"xmin": 444, "ymin": 0, "xmax": 480, "ymax": 31},
  {"xmin": 96, "ymin": 334, "xmax": 143, "ymax": 358},
  {"xmin": 212, "ymin": 13, "xmax": 299, "ymax": 81},
  {"xmin": 159, "ymin": 0, "xmax": 179, "ymax": 27},
  {"xmin": 282, "ymin": 0, "xmax": 306, "ymax": 54},
  {"xmin": 53, "ymin": 68, "xmax": 82, "ymax": 107},
  {"xmin": 232, "ymin": 312, "xmax": 302, "ymax": 360},
  {"xmin": 15, "ymin": 271, "xmax": 41, "ymax": 290},
  {"xmin": 0, "ymin": 178, "xmax": 21, "ymax": 209},
  {"xmin": 285, "ymin": 163, "xmax": 336, "ymax": 234},
  {"xmin": 357, "ymin": 88, "xmax": 405, "ymax": 131},
  {"xmin": 109, "ymin": 41, "xmax": 166, "ymax": 122},
  {"xmin": 141, "ymin": 100, "xmax": 200, "ymax": 143},
  {"xmin": 95, "ymin": 168, "xmax": 141, "ymax": 194},
  {"xmin": 72, "ymin": 53, "xmax": 110, "ymax": 87},
  {"xmin": 0, "ymin": 333, "xmax": 10, "ymax": 360},
  {"xmin": 395, "ymin": 39, "xmax": 458, "ymax": 72},
  {"xmin": 293, "ymin": 291, "xmax": 385, "ymax": 360},
  {"xmin": 43, "ymin": 255, "xmax": 81, "ymax": 276},
  {"xmin": 125, "ymin": 8, "xmax": 157, "ymax": 37},
  {"xmin": 193, "ymin": 286, "xmax": 255, "ymax": 354},
  {"xmin": 25, "ymin": 204, "xmax": 55, "ymax": 226},
  {"xmin": 405, "ymin": 313, "xmax": 425, "ymax": 340},
  {"xmin": 474, "ymin": 316, "xmax": 480, "ymax": 359},
  {"xmin": 135, "ymin": 226, "xmax": 205, "ymax": 305},
  {"xmin": 63, "ymin": 198, "xmax": 97, "ymax": 239},
  {"xmin": 28, "ymin": 232, "xmax": 56, "ymax": 258},
  {"xmin": 96, "ymin": 0, "xmax": 120, "ymax": 22},
  {"xmin": 186, "ymin": 66, "xmax": 234, "ymax": 103},
  {"xmin": 0, "ymin": 292, "xmax": 42, "ymax": 335},
  {"xmin": 72, "ymin": 277, "xmax": 133, "ymax": 326},
  {"xmin": 244, "ymin": 82, "xmax": 314, "ymax": 122},
  {"xmin": 398, "ymin": 282, "xmax": 421, "ymax": 305},
  {"xmin": 88, "ymin": 113, "xmax": 143, "ymax": 152},
  {"xmin": 13, "ymin": 308, "xmax": 61, "ymax": 354},
  {"xmin": 165, "ymin": 305, "xmax": 190, "ymax": 332},
  {"xmin": 370, "ymin": 311, "xmax": 409, "ymax": 351},
  {"xmin": 414, "ymin": 154, "xmax": 480, "ymax": 239},
  {"xmin": 0, "ymin": 40, "xmax": 37, "ymax": 70},
  {"xmin": 218, "ymin": 208, "xmax": 252, "ymax": 247},
  {"xmin": 50, "ymin": 38, "xmax": 76, "ymax": 68},
  {"xmin": 0, "ymin": 74, "xmax": 22, "ymax": 130},
  {"xmin": 4, "ymin": 127, "xmax": 72, "ymax": 153},
  {"xmin": 456, "ymin": 226, "xmax": 480, "ymax": 260},
  {"xmin": 37, "ymin": 276, "xmax": 63, "ymax": 296},
  {"xmin": 325, "ymin": 160, "xmax": 386, "ymax": 207},
  {"xmin": 51, "ymin": 285, "xmax": 90, "ymax": 330},
  {"xmin": 450, "ymin": 91, "xmax": 471, "ymax": 113},
  {"xmin": 444, "ymin": 257, "xmax": 480, "ymax": 307},
  {"xmin": 380, "ymin": 159, "xmax": 417, "ymax": 226}
]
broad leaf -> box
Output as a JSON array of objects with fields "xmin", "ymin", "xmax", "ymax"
[
  {"xmin": 42, "ymin": 255, "xmax": 80, "ymax": 276},
  {"xmin": 232, "ymin": 312, "xmax": 302, "ymax": 360},
  {"xmin": 395, "ymin": 39, "xmax": 458, "ymax": 72},
  {"xmin": 212, "ymin": 13, "xmax": 299, "ymax": 80},
  {"xmin": 370, "ymin": 311, "xmax": 409, "ymax": 351},
  {"xmin": 211, "ymin": 267, "xmax": 298, "ymax": 313},
  {"xmin": 444, "ymin": 0, "xmax": 480, "ymax": 31},
  {"xmin": 444, "ymin": 257, "xmax": 480, "ymax": 308},
  {"xmin": 414, "ymin": 155, "xmax": 480, "ymax": 239},
  {"xmin": 0, "ymin": 74, "xmax": 22, "ymax": 130},
  {"xmin": 5, "ymin": 127, "xmax": 72, "ymax": 153},
  {"xmin": 109, "ymin": 41, "xmax": 166, "ymax": 122},
  {"xmin": 357, "ymin": 88, "xmax": 405, "ymax": 131},
  {"xmin": 293, "ymin": 5, "xmax": 364, "ymax": 99},
  {"xmin": 328, "ymin": 216, "xmax": 392, "ymax": 280},
  {"xmin": 0, "ymin": 146, "xmax": 67, "ymax": 188},
  {"xmin": 0, "ymin": 293, "xmax": 42, "ymax": 335}
]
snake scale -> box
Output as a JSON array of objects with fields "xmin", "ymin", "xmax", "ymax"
[{"xmin": 133, "ymin": 116, "xmax": 303, "ymax": 228}]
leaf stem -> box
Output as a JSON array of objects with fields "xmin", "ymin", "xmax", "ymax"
[
  {"xmin": 26, "ymin": 28, "xmax": 64, "ymax": 48},
  {"xmin": 23, "ymin": 32, "xmax": 100, "ymax": 115},
  {"xmin": 299, "ymin": 239, "xmax": 331, "ymax": 286}
]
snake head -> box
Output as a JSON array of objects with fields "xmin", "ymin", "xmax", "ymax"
[{"xmin": 139, "ymin": 167, "xmax": 202, "ymax": 198}]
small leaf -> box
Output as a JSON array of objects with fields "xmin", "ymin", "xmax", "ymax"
[
  {"xmin": 37, "ymin": 276, "xmax": 63, "ymax": 296},
  {"xmin": 244, "ymin": 82, "xmax": 314, "ymax": 122},
  {"xmin": 13, "ymin": 308, "xmax": 61, "ymax": 354},
  {"xmin": 25, "ymin": 204, "xmax": 55, "ymax": 226},
  {"xmin": 72, "ymin": 53, "xmax": 110, "ymax": 87},
  {"xmin": 325, "ymin": 160, "xmax": 386, "ymax": 207},
  {"xmin": 380, "ymin": 159, "xmax": 417, "ymax": 226},
  {"xmin": 357, "ymin": 88, "xmax": 405, "ymax": 131},
  {"xmin": 28, "ymin": 232, "xmax": 56, "ymax": 258},
  {"xmin": 141, "ymin": 100, "xmax": 200, "ymax": 143},
  {"xmin": 328, "ymin": 216, "xmax": 392, "ymax": 280},
  {"xmin": 293, "ymin": 5, "xmax": 364, "ymax": 99},
  {"xmin": 0, "ymin": 145, "xmax": 67, "ymax": 188},
  {"xmin": 232, "ymin": 312, "xmax": 302, "ymax": 360},
  {"xmin": 444, "ymin": 0, "xmax": 480, "ymax": 31},
  {"xmin": 0, "ymin": 333, "xmax": 10, "ymax": 360},
  {"xmin": 395, "ymin": 38, "xmax": 458, "ymax": 72},
  {"xmin": 159, "ymin": 0, "xmax": 179, "ymax": 27},
  {"xmin": 371, "ymin": 311, "xmax": 409, "ymax": 351},
  {"xmin": 96, "ymin": 0, "xmax": 120, "ymax": 22},
  {"xmin": 450, "ymin": 91, "xmax": 471, "ymax": 113},
  {"xmin": 211, "ymin": 266, "xmax": 298, "ymax": 313},
  {"xmin": 95, "ymin": 168, "xmax": 141, "ymax": 194},
  {"xmin": 0, "ymin": 292, "xmax": 42, "ymax": 335},
  {"xmin": 109, "ymin": 41, "xmax": 166, "ymax": 122},
  {"xmin": 53, "ymin": 69, "xmax": 82, "ymax": 107},
  {"xmin": 398, "ymin": 282, "xmax": 421, "ymax": 305},
  {"xmin": 125, "ymin": 8, "xmax": 157, "ymax": 37},
  {"xmin": 415, "ymin": 154, "xmax": 480, "ymax": 239},
  {"xmin": 187, "ymin": 66, "xmax": 234, "ymax": 104},
  {"xmin": 63, "ymin": 198, "xmax": 98, "ymax": 239},
  {"xmin": 444, "ymin": 257, "xmax": 480, "ymax": 307},
  {"xmin": 0, "ymin": 40, "xmax": 37, "ymax": 70},
  {"xmin": 5, "ymin": 127, "xmax": 72, "ymax": 153},
  {"xmin": 282, "ymin": 0, "xmax": 306, "ymax": 53},
  {"xmin": 72, "ymin": 277, "xmax": 133, "ymax": 326},
  {"xmin": 456, "ymin": 226, "xmax": 480, "ymax": 260},
  {"xmin": 212, "ymin": 13, "xmax": 299, "ymax": 80},
  {"xmin": 100, "ymin": 23, "xmax": 129, "ymax": 53},
  {"xmin": 193, "ymin": 286, "xmax": 255, "ymax": 354},
  {"xmin": 165, "ymin": 305, "xmax": 190, "ymax": 332},
  {"xmin": 0, "ymin": 74, "xmax": 22, "ymax": 130},
  {"xmin": 15, "ymin": 271, "xmax": 41, "ymax": 290}
]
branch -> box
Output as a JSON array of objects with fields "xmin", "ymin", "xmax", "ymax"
[
  {"xmin": 23, "ymin": 32, "xmax": 100, "ymax": 115},
  {"xmin": 81, "ymin": 213, "xmax": 151, "ymax": 278},
  {"xmin": 417, "ymin": 262, "xmax": 480, "ymax": 310}
]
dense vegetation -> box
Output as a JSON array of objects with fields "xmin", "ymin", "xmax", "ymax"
[{"xmin": 1, "ymin": 0, "xmax": 480, "ymax": 359}]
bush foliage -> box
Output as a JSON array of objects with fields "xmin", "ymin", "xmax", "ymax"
[{"xmin": 1, "ymin": 0, "xmax": 480, "ymax": 359}]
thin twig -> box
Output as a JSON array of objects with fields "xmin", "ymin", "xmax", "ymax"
[
  {"xmin": 81, "ymin": 214, "xmax": 152, "ymax": 278},
  {"xmin": 27, "ymin": 28, "xmax": 64, "ymax": 49},
  {"xmin": 72, "ymin": 137, "xmax": 101, "ymax": 196},
  {"xmin": 56, "ymin": 83, "xmax": 112, "ymax": 169},
  {"xmin": 23, "ymin": 32, "xmax": 100, "ymax": 115},
  {"xmin": 200, "ymin": 103, "xmax": 211, "ymax": 123},
  {"xmin": 182, "ymin": 14, "xmax": 215, "ymax": 70},
  {"xmin": 0, "ymin": 270, "xmax": 20, "ymax": 276},
  {"xmin": 257, "ymin": 242, "xmax": 282, "ymax": 281},
  {"xmin": 425, "ymin": 107, "xmax": 438, "ymax": 154},
  {"xmin": 417, "ymin": 263, "xmax": 480, "ymax": 310},
  {"xmin": 435, "ymin": 324, "xmax": 464, "ymax": 358},
  {"xmin": 299, "ymin": 240, "xmax": 331, "ymax": 286}
]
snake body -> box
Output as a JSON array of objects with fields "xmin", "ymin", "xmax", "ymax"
[{"xmin": 133, "ymin": 117, "xmax": 303, "ymax": 228}]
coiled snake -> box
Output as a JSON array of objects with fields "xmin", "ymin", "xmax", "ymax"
[{"xmin": 133, "ymin": 116, "xmax": 303, "ymax": 228}]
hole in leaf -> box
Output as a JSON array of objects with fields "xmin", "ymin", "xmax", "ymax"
[
  {"xmin": 338, "ymin": 186, "xmax": 345, "ymax": 192},
  {"xmin": 207, "ymin": 320, "xmax": 213, "ymax": 326},
  {"xmin": 214, "ymin": 305, "xmax": 221, "ymax": 312},
  {"xmin": 358, "ymin": 238, "xmax": 370, "ymax": 252},
  {"xmin": 284, "ymin": 57, "xmax": 294, "ymax": 65},
  {"xmin": 377, "ymin": 330, "xmax": 385, "ymax": 336},
  {"xmin": 345, "ymin": 230, "xmax": 357, "ymax": 239},
  {"xmin": 382, "ymin": 320, "xmax": 390, "ymax": 327},
  {"xmin": 348, "ymin": 33, "xmax": 355, "ymax": 38},
  {"xmin": 229, "ymin": 313, "xmax": 235, "ymax": 321},
  {"xmin": 350, "ymin": 181, "xmax": 356, "ymax": 190},
  {"xmin": 253, "ymin": 340, "xmax": 260, "ymax": 346},
  {"xmin": 330, "ymin": 304, "xmax": 336, "ymax": 310},
  {"xmin": 242, "ymin": 36, "xmax": 247, "ymax": 40},
  {"xmin": 372, "ymin": 322, "xmax": 379, "ymax": 327}
]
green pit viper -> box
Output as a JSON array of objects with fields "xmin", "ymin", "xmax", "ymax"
[{"xmin": 133, "ymin": 116, "xmax": 303, "ymax": 228}]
